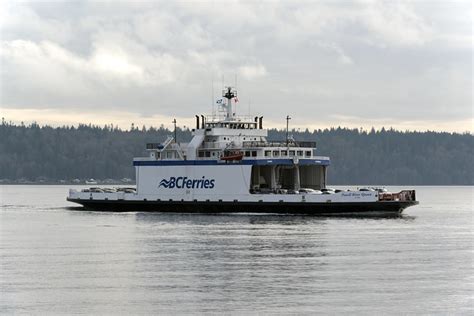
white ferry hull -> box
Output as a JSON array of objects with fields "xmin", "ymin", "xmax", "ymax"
[{"xmin": 67, "ymin": 162, "xmax": 418, "ymax": 216}]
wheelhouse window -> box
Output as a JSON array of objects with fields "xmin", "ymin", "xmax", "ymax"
[
  {"xmin": 289, "ymin": 150, "xmax": 295, "ymax": 157},
  {"xmin": 245, "ymin": 151, "xmax": 251, "ymax": 157},
  {"xmin": 297, "ymin": 150, "xmax": 303, "ymax": 156},
  {"xmin": 265, "ymin": 150, "xmax": 271, "ymax": 157},
  {"xmin": 273, "ymin": 150, "xmax": 279, "ymax": 157},
  {"xmin": 251, "ymin": 151, "xmax": 257, "ymax": 157},
  {"xmin": 205, "ymin": 151, "xmax": 211, "ymax": 158},
  {"xmin": 305, "ymin": 151, "xmax": 311, "ymax": 157},
  {"xmin": 281, "ymin": 150, "xmax": 287, "ymax": 157}
]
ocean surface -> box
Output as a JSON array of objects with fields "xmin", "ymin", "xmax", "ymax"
[{"xmin": 0, "ymin": 185, "xmax": 472, "ymax": 314}]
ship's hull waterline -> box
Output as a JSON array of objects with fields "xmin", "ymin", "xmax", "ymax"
[{"xmin": 67, "ymin": 198, "xmax": 418, "ymax": 215}]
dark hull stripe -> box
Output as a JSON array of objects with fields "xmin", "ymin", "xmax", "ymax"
[{"xmin": 67, "ymin": 198, "xmax": 418, "ymax": 215}]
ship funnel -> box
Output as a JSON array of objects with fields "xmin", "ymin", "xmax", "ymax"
[
  {"xmin": 195, "ymin": 115, "xmax": 200, "ymax": 129},
  {"xmin": 259, "ymin": 116, "xmax": 263, "ymax": 129},
  {"xmin": 201, "ymin": 115, "xmax": 205, "ymax": 129}
]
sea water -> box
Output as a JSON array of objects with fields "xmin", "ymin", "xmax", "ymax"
[{"xmin": 0, "ymin": 185, "xmax": 472, "ymax": 314}]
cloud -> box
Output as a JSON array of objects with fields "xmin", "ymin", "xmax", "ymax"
[
  {"xmin": 360, "ymin": 0, "xmax": 434, "ymax": 47},
  {"xmin": 0, "ymin": 1, "xmax": 73, "ymax": 44},
  {"xmin": 317, "ymin": 42, "xmax": 354, "ymax": 65},
  {"xmin": 0, "ymin": 38, "xmax": 188, "ymax": 111},
  {"xmin": 238, "ymin": 64, "xmax": 267, "ymax": 80},
  {"xmin": 0, "ymin": 0, "xmax": 472, "ymax": 132}
]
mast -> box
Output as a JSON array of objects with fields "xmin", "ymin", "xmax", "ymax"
[
  {"xmin": 222, "ymin": 86, "xmax": 237, "ymax": 120},
  {"xmin": 286, "ymin": 115, "xmax": 291, "ymax": 146},
  {"xmin": 172, "ymin": 118, "xmax": 177, "ymax": 143}
]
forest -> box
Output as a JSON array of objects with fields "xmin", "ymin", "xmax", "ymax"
[{"xmin": 0, "ymin": 121, "xmax": 472, "ymax": 185}]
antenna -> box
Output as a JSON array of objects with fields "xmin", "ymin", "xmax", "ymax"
[
  {"xmin": 286, "ymin": 115, "xmax": 291, "ymax": 146},
  {"xmin": 211, "ymin": 74, "xmax": 215, "ymax": 119},
  {"xmin": 248, "ymin": 98, "xmax": 251, "ymax": 117},
  {"xmin": 172, "ymin": 118, "xmax": 177, "ymax": 143}
]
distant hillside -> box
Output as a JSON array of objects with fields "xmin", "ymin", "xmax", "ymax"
[{"xmin": 0, "ymin": 122, "xmax": 472, "ymax": 185}]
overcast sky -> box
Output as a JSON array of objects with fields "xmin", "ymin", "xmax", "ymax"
[{"xmin": 1, "ymin": 0, "xmax": 472, "ymax": 132}]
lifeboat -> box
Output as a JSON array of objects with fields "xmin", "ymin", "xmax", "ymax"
[{"xmin": 220, "ymin": 151, "xmax": 244, "ymax": 161}]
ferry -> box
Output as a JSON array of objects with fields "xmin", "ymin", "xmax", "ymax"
[{"xmin": 67, "ymin": 87, "xmax": 418, "ymax": 215}]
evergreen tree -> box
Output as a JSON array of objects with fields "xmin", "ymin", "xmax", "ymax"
[{"xmin": 0, "ymin": 123, "xmax": 472, "ymax": 184}]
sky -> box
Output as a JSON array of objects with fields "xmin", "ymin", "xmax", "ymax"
[{"xmin": 0, "ymin": 0, "xmax": 472, "ymax": 132}]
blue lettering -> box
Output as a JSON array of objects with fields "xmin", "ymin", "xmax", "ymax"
[
  {"xmin": 169, "ymin": 177, "xmax": 176, "ymax": 188},
  {"xmin": 159, "ymin": 177, "xmax": 216, "ymax": 190},
  {"xmin": 175, "ymin": 177, "xmax": 183, "ymax": 188},
  {"xmin": 186, "ymin": 179, "xmax": 193, "ymax": 188}
]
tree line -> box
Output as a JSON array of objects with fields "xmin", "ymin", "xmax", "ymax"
[{"xmin": 0, "ymin": 122, "xmax": 472, "ymax": 185}]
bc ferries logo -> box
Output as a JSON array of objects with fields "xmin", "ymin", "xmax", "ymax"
[{"xmin": 159, "ymin": 176, "xmax": 215, "ymax": 189}]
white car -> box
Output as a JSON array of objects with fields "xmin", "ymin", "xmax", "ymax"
[{"xmin": 299, "ymin": 188, "xmax": 323, "ymax": 194}]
